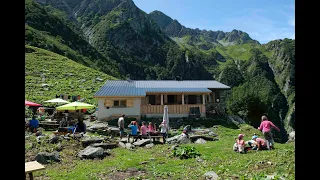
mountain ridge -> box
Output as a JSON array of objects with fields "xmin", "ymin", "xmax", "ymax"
[{"xmin": 149, "ymin": 10, "xmax": 260, "ymax": 45}]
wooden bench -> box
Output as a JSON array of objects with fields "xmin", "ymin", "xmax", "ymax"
[
  {"xmin": 148, "ymin": 135, "xmax": 163, "ymax": 142},
  {"xmin": 25, "ymin": 161, "xmax": 45, "ymax": 180},
  {"xmin": 39, "ymin": 123, "xmax": 59, "ymax": 130}
]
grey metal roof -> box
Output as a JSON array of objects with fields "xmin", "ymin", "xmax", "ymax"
[
  {"xmin": 141, "ymin": 88, "xmax": 212, "ymax": 93},
  {"xmin": 135, "ymin": 80, "xmax": 230, "ymax": 89},
  {"xmin": 94, "ymin": 80, "xmax": 230, "ymax": 97}
]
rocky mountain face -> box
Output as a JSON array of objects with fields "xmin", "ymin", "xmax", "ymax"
[
  {"xmin": 264, "ymin": 39, "xmax": 295, "ymax": 132},
  {"xmin": 149, "ymin": 10, "xmax": 260, "ymax": 45},
  {"xmin": 34, "ymin": 0, "xmax": 174, "ymax": 79},
  {"xmin": 26, "ymin": 0, "xmax": 295, "ymax": 140}
]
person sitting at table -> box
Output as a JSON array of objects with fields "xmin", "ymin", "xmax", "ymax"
[
  {"xmin": 75, "ymin": 118, "xmax": 86, "ymax": 133},
  {"xmin": 59, "ymin": 117, "xmax": 67, "ymax": 127},
  {"xmin": 153, "ymin": 123, "xmax": 158, "ymax": 132},
  {"xmin": 148, "ymin": 122, "xmax": 154, "ymax": 132},
  {"xmin": 29, "ymin": 115, "xmax": 39, "ymax": 133},
  {"xmin": 127, "ymin": 121, "xmax": 142, "ymax": 142},
  {"xmin": 140, "ymin": 121, "xmax": 148, "ymax": 137}
]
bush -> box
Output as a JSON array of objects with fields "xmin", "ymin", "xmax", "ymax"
[{"xmin": 171, "ymin": 146, "xmax": 201, "ymax": 159}]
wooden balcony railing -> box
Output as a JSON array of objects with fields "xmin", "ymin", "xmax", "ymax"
[{"xmin": 140, "ymin": 104, "xmax": 205, "ymax": 114}]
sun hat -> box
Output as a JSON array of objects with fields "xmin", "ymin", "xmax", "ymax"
[
  {"xmin": 238, "ymin": 134, "xmax": 245, "ymax": 139},
  {"xmin": 252, "ymin": 135, "xmax": 258, "ymax": 140}
]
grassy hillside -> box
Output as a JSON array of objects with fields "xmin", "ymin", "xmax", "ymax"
[
  {"xmin": 25, "ymin": 0, "xmax": 122, "ymax": 78},
  {"xmin": 26, "ymin": 122, "xmax": 295, "ymax": 179},
  {"xmin": 25, "ymin": 45, "xmax": 117, "ymax": 106}
]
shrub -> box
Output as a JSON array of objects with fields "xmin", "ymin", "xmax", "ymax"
[{"xmin": 171, "ymin": 146, "xmax": 201, "ymax": 159}]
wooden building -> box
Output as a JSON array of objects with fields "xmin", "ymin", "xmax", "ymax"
[{"xmin": 93, "ymin": 80, "xmax": 230, "ymax": 121}]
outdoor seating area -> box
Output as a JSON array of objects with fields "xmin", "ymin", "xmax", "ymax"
[{"xmin": 25, "ymin": 99, "xmax": 96, "ymax": 135}]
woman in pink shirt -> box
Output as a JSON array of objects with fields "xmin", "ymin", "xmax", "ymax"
[
  {"xmin": 258, "ymin": 115, "xmax": 280, "ymax": 150},
  {"xmin": 140, "ymin": 121, "xmax": 148, "ymax": 136}
]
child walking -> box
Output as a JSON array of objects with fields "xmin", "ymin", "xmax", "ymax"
[{"xmin": 258, "ymin": 115, "xmax": 280, "ymax": 150}]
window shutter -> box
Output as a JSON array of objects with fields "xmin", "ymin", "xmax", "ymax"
[
  {"xmin": 104, "ymin": 99, "xmax": 112, "ymax": 107},
  {"xmin": 127, "ymin": 99, "xmax": 134, "ymax": 107}
]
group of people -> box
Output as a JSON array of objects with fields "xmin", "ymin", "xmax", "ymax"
[
  {"xmin": 234, "ymin": 115, "xmax": 280, "ymax": 153},
  {"xmin": 25, "ymin": 111, "xmax": 87, "ymax": 134},
  {"xmin": 118, "ymin": 114, "xmax": 168, "ymax": 143}
]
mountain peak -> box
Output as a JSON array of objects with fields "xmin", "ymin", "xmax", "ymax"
[{"xmin": 149, "ymin": 10, "xmax": 259, "ymax": 45}]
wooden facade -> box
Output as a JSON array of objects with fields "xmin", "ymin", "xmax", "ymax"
[{"xmin": 97, "ymin": 90, "xmax": 224, "ymax": 119}]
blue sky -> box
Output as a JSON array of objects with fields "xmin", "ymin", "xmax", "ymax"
[{"xmin": 132, "ymin": 0, "xmax": 295, "ymax": 44}]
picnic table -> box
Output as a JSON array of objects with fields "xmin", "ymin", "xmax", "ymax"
[
  {"xmin": 39, "ymin": 121, "xmax": 59, "ymax": 130},
  {"xmin": 25, "ymin": 161, "xmax": 45, "ymax": 180},
  {"xmin": 147, "ymin": 131, "xmax": 163, "ymax": 142}
]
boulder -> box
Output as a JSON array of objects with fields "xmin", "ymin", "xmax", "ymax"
[
  {"xmin": 91, "ymin": 143, "xmax": 118, "ymax": 149},
  {"xmin": 48, "ymin": 135, "xmax": 59, "ymax": 144},
  {"xmin": 35, "ymin": 151, "xmax": 60, "ymax": 164},
  {"xmin": 288, "ymin": 131, "xmax": 295, "ymax": 142},
  {"xmin": 125, "ymin": 143, "xmax": 135, "ymax": 150},
  {"xmin": 86, "ymin": 123, "xmax": 109, "ymax": 132},
  {"xmin": 118, "ymin": 142, "xmax": 126, "ymax": 148},
  {"xmin": 189, "ymin": 135, "xmax": 214, "ymax": 142},
  {"xmin": 133, "ymin": 139, "xmax": 151, "ymax": 147},
  {"xmin": 167, "ymin": 134, "xmax": 191, "ymax": 145},
  {"xmin": 208, "ymin": 131, "xmax": 218, "ymax": 137},
  {"xmin": 204, "ymin": 171, "xmax": 219, "ymax": 180},
  {"xmin": 78, "ymin": 146, "xmax": 107, "ymax": 159},
  {"xmin": 195, "ymin": 138, "xmax": 207, "ymax": 144},
  {"xmin": 81, "ymin": 137, "xmax": 106, "ymax": 147}
]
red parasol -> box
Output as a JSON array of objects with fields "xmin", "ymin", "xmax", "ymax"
[{"xmin": 25, "ymin": 100, "xmax": 42, "ymax": 107}]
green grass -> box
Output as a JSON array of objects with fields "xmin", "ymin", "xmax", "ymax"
[
  {"xmin": 27, "ymin": 124, "xmax": 295, "ymax": 180},
  {"xmin": 25, "ymin": 45, "xmax": 117, "ymax": 106}
]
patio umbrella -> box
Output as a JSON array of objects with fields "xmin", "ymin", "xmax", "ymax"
[
  {"xmin": 44, "ymin": 98, "xmax": 70, "ymax": 104},
  {"xmin": 55, "ymin": 101, "xmax": 95, "ymax": 111},
  {"xmin": 163, "ymin": 105, "xmax": 169, "ymax": 133},
  {"xmin": 25, "ymin": 100, "xmax": 42, "ymax": 107}
]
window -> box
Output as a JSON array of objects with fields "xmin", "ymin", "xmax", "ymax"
[
  {"xmin": 147, "ymin": 95, "xmax": 156, "ymax": 105},
  {"xmin": 188, "ymin": 95, "xmax": 197, "ymax": 104},
  {"xmin": 146, "ymin": 95, "xmax": 161, "ymax": 105},
  {"xmin": 167, "ymin": 95, "xmax": 178, "ymax": 104},
  {"xmin": 187, "ymin": 95, "xmax": 202, "ymax": 104},
  {"xmin": 113, "ymin": 100, "xmax": 126, "ymax": 107}
]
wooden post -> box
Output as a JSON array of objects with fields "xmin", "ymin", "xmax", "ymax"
[
  {"xmin": 161, "ymin": 94, "xmax": 163, "ymax": 105},
  {"xmin": 202, "ymin": 94, "xmax": 205, "ymax": 105},
  {"xmin": 182, "ymin": 94, "xmax": 184, "ymax": 105},
  {"xmin": 27, "ymin": 172, "xmax": 34, "ymax": 180}
]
